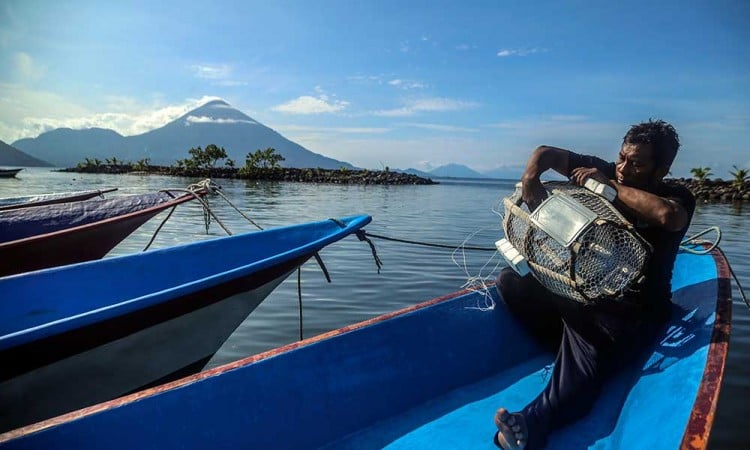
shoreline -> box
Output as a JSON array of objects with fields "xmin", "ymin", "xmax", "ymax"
[
  {"xmin": 57, "ymin": 166, "xmax": 750, "ymax": 201},
  {"xmin": 663, "ymin": 178, "xmax": 750, "ymax": 203},
  {"xmin": 60, "ymin": 165, "xmax": 438, "ymax": 185}
]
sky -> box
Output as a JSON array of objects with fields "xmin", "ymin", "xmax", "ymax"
[{"xmin": 0, "ymin": 0, "xmax": 748, "ymax": 176}]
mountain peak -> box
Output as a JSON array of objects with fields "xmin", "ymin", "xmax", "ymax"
[
  {"xmin": 200, "ymin": 99, "xmax": 231, "ymax": 108},
  {"xmin": 180, "ymin": 99, "xmax": 256, "ymax": 125}
]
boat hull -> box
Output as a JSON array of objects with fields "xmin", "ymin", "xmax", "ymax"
[
  {"xmin": 0, "ymin": 215, "xmax": 372, "ymax": 436},
  {"xmin": 0, "ymin": 169, "xmax": 22, "ymax": 178},
  {"xmin": 0, "ymin": 191, "xmax": 200, "ymax": 276},
  {"xmin": 0, "ymin": 244, "xmax": 728, "ymax": 449},
  {"xmin": 0, "ymin": 259, "xmax": 300, "ymax": 432}
]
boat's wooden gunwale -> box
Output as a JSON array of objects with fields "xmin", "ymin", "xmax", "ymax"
[{"xmin": 680, "ymin": 246, "xmax": 732, "ymax": 450}]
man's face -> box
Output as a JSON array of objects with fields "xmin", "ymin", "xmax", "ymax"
[{"xmin": 615, "ymin": 143, "xmax": 662, "ymax": 189}]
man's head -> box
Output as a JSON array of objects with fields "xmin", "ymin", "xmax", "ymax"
[{"xmin": 616, "ymin": 119, "xmax": 680, "ymax": 189}]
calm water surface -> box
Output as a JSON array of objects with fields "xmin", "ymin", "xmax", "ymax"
[{"xmin": 3, "ymin": 168, "xmax": 749, "ymax": 449}]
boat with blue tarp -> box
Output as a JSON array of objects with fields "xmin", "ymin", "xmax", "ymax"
[{"xmin": 0, "ymin": 187, "xmax": 205, "ymax": 276}]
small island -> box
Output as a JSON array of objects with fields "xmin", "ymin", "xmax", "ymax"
[{"xmin": 62, "ymin": 145, "xmax": 437, "ymax": 186}]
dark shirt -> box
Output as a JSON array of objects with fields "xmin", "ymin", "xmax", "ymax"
[{"xmin": 568, "ymin": 153, "xmax": 696, "ymax": 317}]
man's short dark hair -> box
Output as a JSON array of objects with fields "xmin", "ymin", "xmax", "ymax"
[{"xmin": 623, "ymin": 119, "xmax": 680, "ymax": 169}]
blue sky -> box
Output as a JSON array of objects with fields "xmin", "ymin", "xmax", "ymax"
[{"xmin": 0, "ymin": 0, "xmax": 748, "ymax": 176}]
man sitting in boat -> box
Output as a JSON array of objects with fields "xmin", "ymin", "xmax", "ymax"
[{"xmin": 493, "ymin": 119, "xmax": 696, "ymax": 450}]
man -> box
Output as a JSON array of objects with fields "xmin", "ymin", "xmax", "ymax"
[{"xmin": 493, "ymin": 119, "xmax": 696, "ymax": 450}]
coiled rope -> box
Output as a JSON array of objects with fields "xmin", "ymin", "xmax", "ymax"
[
  {"xmin": 679, "ymin": 226, "xmax": 721, "ymax": 255},
  {"xmin": 679, "ymin": 226, "xmax": 748, "ymax": 309}
]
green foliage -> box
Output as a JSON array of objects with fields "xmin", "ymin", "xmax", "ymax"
[
  {"xmin": 690, "ymin": 167, "xmax": 712, "ymax": 181},
  {"xmin": 177, "ymin": 159, "xmax": 198, "ymax": 170},
  {"xmin": 225, "ymin": 158, "xmax": 236, "ymax": 168},
  {"xmin": 187, "ymin": 144, "xmax": 228, "ymax": 169},
  {"xmin": 729, "ymin": 165, "xmax": 749, "ymax": 191},
  {"xmin": 132, "ymin": 158, "xmax": 151, "ymax": 171},
  {"xmin": 77, "ymin": 157, "xmax": 101, "ymax": 169},
  {"xmin": 243, "ymin": 147, "xmax": 285, "ymax": 170}
]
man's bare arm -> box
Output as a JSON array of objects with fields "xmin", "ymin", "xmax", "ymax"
[
  {"xmin": 569, "ymin": 167, "xmax": 689, "ymax": 231},
  {"xmin": 522, "ymin": 145, "xmax": 571, "ymax": 179},
  {"xmin": 611, "ymin": 183, "xmax": 689, "ymax": 231},
  {"xmin": 521, "ymin": 146, "xmax": 571, "ymax": 210}
]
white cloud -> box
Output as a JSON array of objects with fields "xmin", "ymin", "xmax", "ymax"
[
  {"xmin": 388, "ymin": 79, "xmax": 427, "ymax": 90},
  {"xmin": 272, "ymin": 95, "xmax": 349, "ymax": 114},
  {"xmin": 275, "ymin": 124, "xmax": 390, "ymax": 135},
  {"xmin": 375, "ymin": 98, "xmax": 479, "ymax": 117},
  {"xmin": 189, "ymin": 63, "xmax": 247, "ymax": 86},
  {"xmin": 347, "ymin": 75, "xmax": 384, "ymax": 84},
  {"xmin": 190, "ymin": 64, "xmax": 231, "ymax": 79},
  {"xmin": 13, "ymin": 52, "xmax": 46, "ymax": 82},
  {"xmin": 400, "ymin": 122, "xmax": 478, "ymax": 132},
  {"xmin": 497, "ymin": 48, "xmax": 545, "ymax": 57},
  {"xmin": 185, "ymin": 115, "xmax": 257, "ymax": 125},
  {"xmin": 0, "ymin": 87, "xmax": 226, "ymax": 142},
  {"xmin": 117, "ymin": 96, "xmax": 225, "ymax": 134}
]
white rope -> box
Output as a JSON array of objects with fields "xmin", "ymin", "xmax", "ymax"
[
  {"xmin": 679, "ymin": 226, "xmax": 721, "ymax": 254},
  {"xmin": 451, "ymin": 226, "xmax": 503, "ymax": 311},
  {"xmin": 678, "ymin": 226, "xmax": 748, "ymax": 310},
  {"xmin": 144, "ymin": 179, "xmax": 233, "ymax": 251},
  {"xmin": 191, "ymin": 180, "xmax": 264, "ymax": 231}
]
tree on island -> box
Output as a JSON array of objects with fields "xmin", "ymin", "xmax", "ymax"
[
  {"xmin": 729, "ymin": 165, "xmax": 749, "ymax": 192},
  {"xmin": 690, "ymin": 167, "xmax": 712, "ymax": 182},
  {"xmin": 185, "ymin": 144, "xmax": 228, "ymax": 169},
  {"xmin": 243, "ymin": 148, "xmax": 285, "ymax": 170},
  {"xmin": 133, "ymin": 158, "xmax": 151, "ymax": 171}
]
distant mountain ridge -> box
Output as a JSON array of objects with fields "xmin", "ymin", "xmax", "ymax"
[
  {"xmin": 400, "ymin": 163, "xmax": 525, "ymax": 180},
  {"xmin": 427, "ymin": 163, "xmax": 484, "ymax": 179},
  {"xmin": 0, "ymin": 139, "xmax": 52, "ymax": 166},
  {"xmin": 12, "ymin": 100, "xmax": 353, "ymax": 169}
]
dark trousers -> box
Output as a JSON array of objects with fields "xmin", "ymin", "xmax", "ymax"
[{"xmin": 495, "ymin": 268, "xmax": 658, "ymax": 450}]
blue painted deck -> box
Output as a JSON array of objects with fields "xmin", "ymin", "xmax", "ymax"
[{"xmin": 326, "ymin": 249, "xmax": 723, "ymax": 449}]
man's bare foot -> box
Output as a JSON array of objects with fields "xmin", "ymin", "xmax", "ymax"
[{"xmin": 494, "ymin": 407, "xmax": 527, "ymax": 450}]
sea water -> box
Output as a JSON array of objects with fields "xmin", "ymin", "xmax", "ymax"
[{"xmin": 2, "ymin": 168, "xmax": 748, "ymax": 449}]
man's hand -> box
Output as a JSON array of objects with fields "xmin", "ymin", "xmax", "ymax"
[
  {"xmin": 569, "ymin": 167, "xmax": 613, "ymax": 188},
  {"xmin": 521, "ymin": 176, "xmax": 548, "ymax": 211}
]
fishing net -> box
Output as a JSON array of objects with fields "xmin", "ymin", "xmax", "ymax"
[{"xmin": 498, "ymin": 181, "xmax": 652, "ymax": 304}]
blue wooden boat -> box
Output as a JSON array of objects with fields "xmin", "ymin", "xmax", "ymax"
[
  {"xmin": 0, "ymin": 215, "xmax": 371, "ymax": 434},
  {"xmin": 0, "ymin": 188, "xmax": 118, "ymax": 211},
  {"xmin": 0, "ymin": 243, "xmax": 729, "ymax": 449},
  {"xmin": 0, "ymin": 189, "xmax": 203, "ymax": 276}
]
